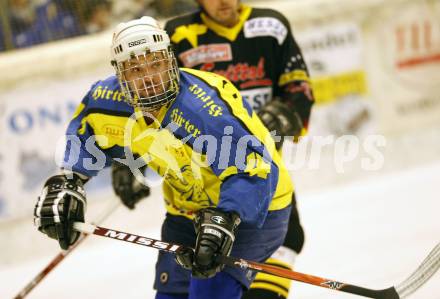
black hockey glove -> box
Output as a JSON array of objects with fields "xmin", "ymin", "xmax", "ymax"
[
  {"xmin": 175, "ymin": 208, "xmax": 241, "ymax": 278},
  {"xmin": 34, "ymin": 174, "xmax": 86, "ymax": 250},
  {"xmin": 258, "ymin": 100, "xmax": 303, "ymax": 149},
  {"xmin": 111, "ymin": 159, "xmax": 150, "ymax": 210}
]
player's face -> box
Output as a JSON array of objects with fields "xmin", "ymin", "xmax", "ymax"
[
  {"xmin": 198, "ymin": 0, "xmax": 240, "ymax": 27},
  {"xmin": 122, "ymin": 51, "xmax": 171, "ymax": 100}
]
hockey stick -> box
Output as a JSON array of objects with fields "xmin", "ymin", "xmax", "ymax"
[
  {"xmin": 13, "ymin": 200, "xmax": 120, "ymax": 299},
  {"xmin": 73, "ymin": 222, "xmax": 440, "ymax": 299}
]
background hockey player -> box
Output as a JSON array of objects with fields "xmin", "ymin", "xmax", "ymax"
[
  {"xmin": 111, "ymin": 1, "xmax": 314, "ymax": 298},
  {"xmin": 33, "ymin": 16, "xmax": 294, "ymax": 299}
]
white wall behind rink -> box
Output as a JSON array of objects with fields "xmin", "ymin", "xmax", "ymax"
[{"xmin": 0, "ymin": 0, "xmax": 439, "ymax": 223}]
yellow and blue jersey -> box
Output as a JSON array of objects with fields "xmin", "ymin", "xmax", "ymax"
[{"xmin": 63, "ymin": 68, "xmax": 293, "ymax": 227}]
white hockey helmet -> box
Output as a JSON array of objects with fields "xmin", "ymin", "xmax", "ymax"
[{"xmin": 110, "ymin": 16, "xmax": 179, "ymax": 111}]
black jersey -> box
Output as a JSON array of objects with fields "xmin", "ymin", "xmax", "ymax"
[{"xmin": 165, "ymin": 4, "xmax": 314, "ymax": 127}]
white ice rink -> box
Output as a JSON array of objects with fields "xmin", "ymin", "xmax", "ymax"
[{"xmin": 1, "ymin": 161, "xmax": 439, "ymax": 299}]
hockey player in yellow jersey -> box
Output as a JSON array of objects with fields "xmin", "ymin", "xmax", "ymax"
[
  {"xmin": 163, "ymin": 1, "xmax": 315, "ymax": 298},
  {"xmin": 107, "ymin": 0, "xmax": 313, "ymax": 299},
  {"xmin": 34, "ymin": 16, "xmax": 294, "ymax": 299},
  {"xmin": 110, "ymin": 1, "xmax": 314, "ymax": 298}
]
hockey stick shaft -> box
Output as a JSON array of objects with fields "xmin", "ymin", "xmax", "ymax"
[
  {"xmin": 13, "ymin": 200, "xmax": 120, "ymax": 299},
  {"xmin": 75, "ymin": 223, "xmax": 436, "ymax": 299},
  {"xmin": 13, "ymin": 235, "xmax": 87, "ymax": 299},
  {"xmin": 217, "ymin": 255, "xmax": 399, "ymax": 299}
]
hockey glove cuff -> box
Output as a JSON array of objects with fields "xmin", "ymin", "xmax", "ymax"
[
  {"xmin": 34, "ymin": 174, "xmax": 87, "ymax": 250},
  {"xmin": 176, "ymin": 208, "xmax": 241, "ymax": 278}
]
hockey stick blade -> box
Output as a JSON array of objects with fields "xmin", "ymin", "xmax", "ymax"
[
  {"xmin": 395, "ymin": 242, "xmax": 440, "ymax": 298},
  {"xmin": 73, "ymin": 222, "xmax": 439, "ymax": 299}
]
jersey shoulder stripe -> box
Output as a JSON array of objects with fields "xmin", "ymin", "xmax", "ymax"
[
  {"xmin": 173, "ymin": 69, "xmax": 251, "ymax": 142},
  {"xmin": 181, "ymin": 68, "xmax": 277, "ymax": 154},
  {"xmin": 181, "ymin": 68, "xmax": 253, "ymax": 122}
]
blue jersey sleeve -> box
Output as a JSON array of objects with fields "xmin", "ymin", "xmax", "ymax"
[
  {"xmin": 182, "ymin": 71, "xmax": 280, "ymax": 227},
  {"xmin": 62, "ymin": 83, "xmax": 115, "ymax": 177},
  {"xmin": 208, "ymin": 117, "xmax": 279, "ymax": 228}
]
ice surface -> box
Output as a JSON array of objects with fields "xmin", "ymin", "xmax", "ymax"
[{"xmin": 1, "ymin": 161, "xmax": 439, "ymax": 299}]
